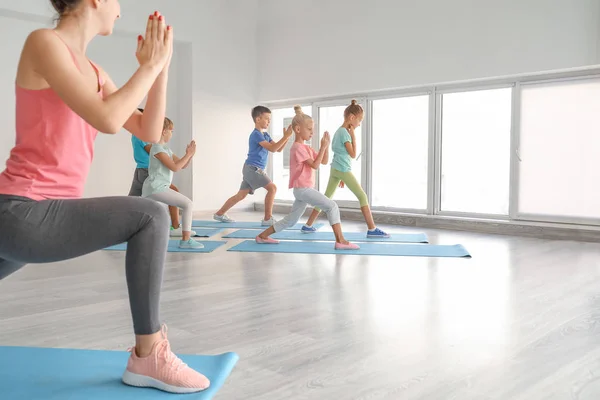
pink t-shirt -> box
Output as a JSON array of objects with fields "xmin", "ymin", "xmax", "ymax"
[
  {"xmin": 289, "ymin": 142, "xmax": 318, "ymax": 189},
  {"xmin": 0, "ymin": 33, "xmax": 103, "ymax": 201}
]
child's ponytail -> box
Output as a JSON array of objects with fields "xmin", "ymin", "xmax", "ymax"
[{"xmin": 344, "ymin": 99, "xmax": 364, "ymax": 119}]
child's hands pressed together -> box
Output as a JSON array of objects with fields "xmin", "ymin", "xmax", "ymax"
[
  {"xmin": 348, "ymin": 124, "xmax": 356, "ymax": 138},
  {"xmin": 283, "ymin": 125, "xmax": 293, "ymax": 138},
  {"xmin": 321, "ymin": 131, "xmax": 331, "ymax": 147},
  {"xmin": 186, "ymin": 140, "xmax": 196, "ymax": 156}
]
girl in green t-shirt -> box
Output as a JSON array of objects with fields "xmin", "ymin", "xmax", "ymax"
[{"xmin": 303, "ymin": 100, "xmax": 390, "ymax": 238}]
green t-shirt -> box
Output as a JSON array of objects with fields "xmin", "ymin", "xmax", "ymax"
[
  {"xmin": 331, "ymin": 126, "xmax": 353, "ymax": 172},
  {"xmin": 142, "ymin": 143, "xmax": 174, "ymax": 197}
]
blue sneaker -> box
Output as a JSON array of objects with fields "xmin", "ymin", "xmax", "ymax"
[
  {"xmin": 367, "ymin": 227, "xmax": 390, "ymax": 238},
  {"xmin": 301, "ymin": 225, "xmax": 317, "ymax": 234},
  {"xmin": 179, "ymin": 239, "xmax": 205, "ymax": 249}
]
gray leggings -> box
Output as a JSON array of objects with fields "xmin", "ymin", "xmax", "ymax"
[{"xmin": 0, "ymin": 194, "xmax": 168, "ymax": 335}]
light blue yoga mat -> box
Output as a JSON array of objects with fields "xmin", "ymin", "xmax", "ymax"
[
  {"xmin": 224, "ymin": 229, "xmax": 429, "ymax": 243},
  {"xmin": 105, "ymin": 240, "xmax": 227, "ymax": 253},
  {"xmin": 192, "ymin": 220, "xmax": 324, "ymax": 230},
  {"xmin": 228, "ymin": 240, "xmax": 471, "ymax": 258},
  {"xmin": 191, "ymin": 228, "xmax": 224, "ymax": 238},
  {"xmin": 0, "ymin": 346, "xmax": 238, "ymax": 399}
]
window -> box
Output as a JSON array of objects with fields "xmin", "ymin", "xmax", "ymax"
[
  {"xmin": 318, "ymin": 105, "xmax": 364, "ymax": 203},
  {"xmin": 518, "ymin": 78, "xmax": 600, "ymax": 220},
  {"xmin": 270, "ymin": 106, "xmax": 312, "ymax": 201},
  {"xmin": 440, "ymin": 88, "xmax": 512, "ymax": 215},
  {"xmin": 372, "ymin": 95, "xmax": 430, "ymax": 210}
]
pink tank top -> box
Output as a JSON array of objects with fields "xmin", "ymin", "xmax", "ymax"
[{"xmin": 0, "ymin": 32, "xmax": 104, "ymax": 201}]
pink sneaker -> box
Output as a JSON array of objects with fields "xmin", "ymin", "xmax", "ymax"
[
  {"xmin": 122, "ymin": 325, "xmax": 210, "ymax": 394},
  {"xmin": 335, "ymin": 242, "xmax": 360, "ymax": 250},
  {"xmin": 255, "ymin": 235, "xmax": 279, "ymax": 244}
]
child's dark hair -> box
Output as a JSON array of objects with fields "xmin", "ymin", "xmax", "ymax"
[
  {"xmin": 344, "ymin": 99, "xmax": 364, "ymax": 119},
  {"xmin": 50, "ymin": 0, "xmax": 82, "ymax": 19},
  {"xmin": 251, "ymin": 106, "xmax": 271, "ymax": 122}
]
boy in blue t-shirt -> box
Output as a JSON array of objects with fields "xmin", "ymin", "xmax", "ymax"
[
  {"xmin": 128, "ymin": 108, "xmax": 194, "ymax": 237},
  {"xmin": 214, "ymin": 106, "xmax": 293, "ymax": 225}
]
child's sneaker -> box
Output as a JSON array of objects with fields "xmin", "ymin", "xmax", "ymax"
[
  {"xmin": 261, "ymin": 217, "xmax": 276, "ymax": 226},
  {"xmin": 301, "ymin": 225, "xmax": 317, "ymax": 234},
  {"xmin": 335, "ymin": 242, "xmax": 360, "ymax": 250},
  {"xmin": 178, "ymin": 239, "xmax": 204, "ymax": 249},
  {"xmin": 213, "ymin": 213, "xmax": 235, "ymax": 223},
  {"xmin": 122, "ymin": 325, "xmax": 210, "ymax": 394},
  {"xmin": 255, "ymin": 235, "xmax": 279, "ymax": 244},
  {"xmin": 367, "ymin": 227, "xmax": 390, "ymax": 238},
  {"xmin": 170, "ymin": 227, "xmax": 197, "ymax": 237}
]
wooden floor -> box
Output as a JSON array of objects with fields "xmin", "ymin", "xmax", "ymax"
[{"xmin": 2, "ymin": 211, "xmax": 600, "ymax": 399}]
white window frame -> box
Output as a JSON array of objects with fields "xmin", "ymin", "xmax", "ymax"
[{"xmin": 263, "ymin": 65, "xmax": 600, "ymax": 227}]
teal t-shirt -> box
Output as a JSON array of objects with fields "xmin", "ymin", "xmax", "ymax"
[
  {"xmin": 131, "ymin": 135, "xmax": 150, "ymax": 169},
  {"xmin": 331, "ymin": 126, "xmax": 353, "ymax": 172},
  {"xmin": 142, "ymin": 143, "xmax": 174, "ymax": 197}
]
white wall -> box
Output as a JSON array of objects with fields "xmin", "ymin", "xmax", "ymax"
[
  {"xmin": 191, "ymin": 0, "xmax": 259, "ymax": 211},
  {"xmin": 257, "ymin": 0, "xmax": 600, "ymax": 102}
]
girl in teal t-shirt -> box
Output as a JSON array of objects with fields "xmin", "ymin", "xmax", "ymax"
[
  {"xmin": 303, "ymin": 100, "xmax": 390, "ymax": 238},
  {"xmin": 142, "ymin": 117, "xmax": 202, "ymax": 249}
]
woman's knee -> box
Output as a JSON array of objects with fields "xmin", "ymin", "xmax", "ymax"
[{"xmin": 139, "ymin": 198, "xmax": 170, "ymax": 228}]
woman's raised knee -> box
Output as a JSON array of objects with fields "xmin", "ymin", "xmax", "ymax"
[{"xmin": 139, "ymin": 198, "xmax": 170, "ymax": 229}]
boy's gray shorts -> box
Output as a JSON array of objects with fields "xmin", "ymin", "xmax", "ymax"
[{"xmin": 240, "ymin": 164, "xmax": 271, "ymax": 194}]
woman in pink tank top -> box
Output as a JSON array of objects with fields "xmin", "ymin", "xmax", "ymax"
[{"xmin": 0, "ymin": 0, "xmax": 211, "ymax": 394}]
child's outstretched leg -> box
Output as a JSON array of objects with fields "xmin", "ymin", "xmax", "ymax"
[
  {"xmin": 304, "ymin": 188, "xmax": 359, "ymax": 250},
  {"xmin": 214, "ymin": 189, "xmax": 249, "ymax": 223},
  {"xmin": 303, "ymin": 172, "xmax": 341, "ymax": 232},
  {"xmin": 262, "ymin": 182, "xmax": 277, "ymax": 226},
  {"xmin": 256, "ymin": 197, "xmax": 307, "ymax": 244},
  {"xmin": 340, "ymin": 171, "xmax": 390, "ymax": 238},
  {"xmin": 146, "ymin": 189, "xmax": 204, "ymax": 249}
]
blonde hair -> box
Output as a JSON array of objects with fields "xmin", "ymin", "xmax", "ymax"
[
  {"xmin": 291, "ymin": 105, "xmax": 312, "ymax": 129},
  {"xmin": 344, "ymin": 99, "xmax": 364, "ymax": 119},
  {"xmin": 163, "ymin": 117, "xmax": 174, "ymax": 131}
]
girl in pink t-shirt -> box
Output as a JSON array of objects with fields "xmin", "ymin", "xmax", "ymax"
[{"xmin": 256, "ymin": 106, "xmax": 359, "ymax": 250}]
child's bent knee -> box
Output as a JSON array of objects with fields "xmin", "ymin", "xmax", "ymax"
[{"xmin": 357, "ymin": 191, "xmax": 369, "ymax": 207}]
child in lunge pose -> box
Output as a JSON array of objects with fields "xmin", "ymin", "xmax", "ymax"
[
  {"xmin": 303, "ymin": 100, "xmax": 390, "ymax": 238},
  {"xmin": 213, "ymin": 106, "xmax": 293, "ymax": 225},
  {"xmin": 142, "ymin": 117, "xmax": 202, "ymax": 249},
  {"xmin": 129, "ymin": 108, "xmax": 196, "ymax": 237},
  {"xmin": 256, "ymin": 106, "xmax": 359, "ymax": 250}
]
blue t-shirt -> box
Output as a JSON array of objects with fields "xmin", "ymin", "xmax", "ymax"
[
  {"xmin": 245, "ymin": 129, "xmax": 272, "ymax": 170},
  {"xmin": 132, "ymin": 136, "xmax": 150, "ymax": 169}
]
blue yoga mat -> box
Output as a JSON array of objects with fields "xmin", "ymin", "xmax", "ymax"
[
  {"xmin": 0, "ymin": 346, "xmax": 238, "ymax": 399},
  {"xmin": 228, "ymin": 240, "xmax": 471, "ymax": 258},
  {"xmin": 105, "ymin": 240, "xmax": 227, "ymax": 253},
  {"xmin": 224, "ymin": 229, "xmax": 429, "ymax": 243},
  {"xmin": 191, "ymin": 228, "xmax": 224, "ymax": 238},
  {"xmin": 192, "ymin": 220, "xmax": 324, "ymax": 230}
]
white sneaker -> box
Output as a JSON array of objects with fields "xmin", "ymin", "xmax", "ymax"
[
  {"xmin": 261, "ymin": 218, "xmax": 276, "ymax": 226},
  {"xmin": 170, "ymin": 227, "xmax": 197, "ymax": 237},
  {"xmin": 213, "ymin": 213, "xmax": 235, "ymax": 223}
]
